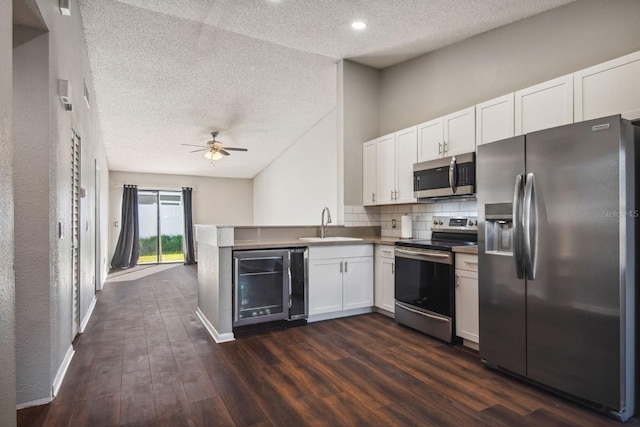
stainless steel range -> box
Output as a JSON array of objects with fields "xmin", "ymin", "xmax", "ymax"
[{"xmin": 394, "ymin": 215, "xmax": 477, "ymax": 343}]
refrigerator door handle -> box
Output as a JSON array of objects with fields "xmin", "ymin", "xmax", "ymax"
[
  {"xmin": 523, "ymin": 172, "xmax": 538, "ymax": 280},
  {"xmin": 513, "ymin": 174, "xmax": 525, "ymax": 279},
  {"xmin": 449, "ymin": 156, "xmax": 457, "ymax": 193}
]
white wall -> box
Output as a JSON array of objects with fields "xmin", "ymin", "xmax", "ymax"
[
  {"xmin": 108, "ymin": 171, "xmax": 253, "ymax": 262},
  {"xmin": 253, "ymin": 109, "xmax": 338, "ymax": 225},
  {"xmin": 0, "ymin": 0, "xmax": 16, "ymax": 422},
  {"xmin": 379, "ymin": 0, "xmax": 640, "ymax": 135}
]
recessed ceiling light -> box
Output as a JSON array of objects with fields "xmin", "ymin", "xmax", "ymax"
[{"xmin": 351, "ymin": 20, "xmax": 367, "ymax": 30}]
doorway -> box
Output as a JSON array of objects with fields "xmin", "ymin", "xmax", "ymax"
[{"xmin": 137, "ymin": 190, "xmax": 185, "ymax": 264}]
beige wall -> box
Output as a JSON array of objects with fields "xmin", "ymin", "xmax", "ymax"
[
  {"xmin": 379, "ymin": 0, "xmax": 640, "ymax": 134},
  {"xmin": 339, "ymin": 60, "xmax": 380, "ymax": 207},
  {"xmin": 13, "ymin": 24, "xmax": 52, "ymax": 405},
  {"xmin": 12, "ymin": 0, "xmax": 111, "ymax": 407},
  {"xmin": 109, "ymin": 171, "xmax": 253, "ymax": 262},
  {"xmin": 0, "ymin": 0, "xmax": 16, "ymax": 422}
]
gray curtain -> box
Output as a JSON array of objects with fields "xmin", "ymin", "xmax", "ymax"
[
  {"xmin": 182, "ymin": 187, "xmax": 196, "ymax": 265},
  {"xmin": 110, "ymin": 185, "xmax": 140, "ymax": 269}
]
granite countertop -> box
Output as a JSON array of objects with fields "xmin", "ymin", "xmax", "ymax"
[
  {"xmin": 452, "ymin": 245, "xmax": 478, "ymax": 255},
  {"xmin": 233, "ymin": 236, "xmax": 399, "ymax": 250}
]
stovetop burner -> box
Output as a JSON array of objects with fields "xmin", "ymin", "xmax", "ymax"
[{"xmin": 395, "ymin": 215, "xmax": 478, "ymax": 251}]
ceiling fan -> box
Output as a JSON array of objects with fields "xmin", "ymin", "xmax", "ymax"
[{"xmin": 182, "ymin": 132, "xmax": 248, "ymax": 160}]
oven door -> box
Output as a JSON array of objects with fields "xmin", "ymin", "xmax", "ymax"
[{"xmin": 394, "ymin": 247, "xmax": 456, "ymax": 342}]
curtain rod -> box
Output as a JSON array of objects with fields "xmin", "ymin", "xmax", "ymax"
[{"xmin": 113, "ymin": 184, "xmax": 196, "ymax": 192}]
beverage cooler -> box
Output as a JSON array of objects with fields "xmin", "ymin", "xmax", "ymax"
[{"xmin": 233, "ymin": 248, "xmax": 308, "ymax": 328}]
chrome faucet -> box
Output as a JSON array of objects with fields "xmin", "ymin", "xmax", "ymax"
[{"xmin": 320, "ymin": 207, "xmax": 332, "ymax": 238}]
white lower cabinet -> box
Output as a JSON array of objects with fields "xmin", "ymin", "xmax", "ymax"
[
  {"xmin": 309, "ymin": 245, "xmax": 373, "ymax": 317},
  {"xmin": 374, "ymin": 245, "xmax": 395, "ymax": 314},
  {"xmin": 455, "ymin": 253, "xmax": 479, "ymax": 347}
]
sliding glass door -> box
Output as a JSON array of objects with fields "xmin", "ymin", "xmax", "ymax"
[{"xmin": 138, "ymin": 190, "xmax": 185, "ymax": 264}]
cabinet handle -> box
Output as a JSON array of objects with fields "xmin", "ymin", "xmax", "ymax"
[
  {"xmin": 390, "ymin": 190, "xmax": 394, "ymax": 200},
  {"xmin": 438, "ymin": 142, "xmax": 442, "ymax": 155},
  {"xmin": 464, "ymin": 261, "xmax": 478, "ymax": 266},
  {"xmin": 392, "ymin": 263, "xmax": 395, "ymax": 274},
  {"xmin": 345, "ymin": 261, "xmax": 348, "ymax": 273},
  {"xmin": 394, "ymin": 190, "xmax": 398, "ymax": 200},
  {"xmin": 443, "ymin": 141, "xmax": 448, "ymax": 154},
  {"xmin": 372, "ymin": 193, "xmax": 375, "ymax": 203},
  {"xmin": 340, "ymin": 261, "xmax": 343, "ymax": 273}
]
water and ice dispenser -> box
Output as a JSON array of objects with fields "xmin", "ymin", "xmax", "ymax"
[{"xmin": 484, "ymin": 203, "xmax": 514, "ymax": 254}]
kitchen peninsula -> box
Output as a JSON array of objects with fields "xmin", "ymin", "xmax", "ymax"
[{"xmin": 194, "ymin": 223, "xmax": 386, "ymax": 343}]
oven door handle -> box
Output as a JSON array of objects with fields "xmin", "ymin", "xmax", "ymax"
[
  {"xmin": 395, "ymin": 248, "xmax": 451, "ymax": 264},
  {"xmin": 395, "ymin": 301, "xmax": 448, "ymax": 322}
]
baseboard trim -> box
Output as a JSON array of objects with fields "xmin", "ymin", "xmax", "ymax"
[
  {"xmin": 16, "ymin": 396, "xmax": 52, "ymax": 410},
  {"xmin": 79, "ymin": 296, "xmax": 97, "ymax": 333},
  {"xmin": 195, "ymin": 308, "xmax": 235, "ymax": 343},
  {"xmin": 307, "ymin": 306, "xmax": 372, "ymax": 323},
  {"xmin": 52, "ymin": 344, "xmax": 75, "ymax": 397}
]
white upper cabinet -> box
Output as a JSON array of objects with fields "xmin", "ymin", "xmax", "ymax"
[
  {"xmin": 417, "ymin": 117, "xmax": 444, "ymax": 162},
  {"xmin": 375, "ymin": 126, "xmax": 417, "ymax": 205},
  {"xmin": 574, "ymin": 50, "xmax": 640, "ymax": 122},
  {"xmin": 362, "ymin": 140, "xmax": 377, "ymax": 206},
  {"xmin": 515, "ymin": 74, "xmax": 573, "ymax": 135},
  {"xmin": 418, "ymin": 107, "xmax": 475, "ymax": 162},
  {"xmin": 475, "ymin": 93, "xmax": 515, "ymax": 146},
  {"xmin": 375, "ymin": 133, "xmax": 396, "ymax": 205},
  {"xmin": 394, "ymin": 126, "xmax": 418, "ymax": 204},
  {"xmin": 443, "ymin": 106, "xmax": 476, "ymax": 157}
]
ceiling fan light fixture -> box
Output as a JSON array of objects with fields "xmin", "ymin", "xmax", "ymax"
[{"xmin": 205, "ymin": 150, "xmax": 223, "ymax": 161}]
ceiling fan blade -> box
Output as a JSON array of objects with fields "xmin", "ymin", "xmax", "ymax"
[
  {"xmin": 181, "ymin": 143, "xmax": 208, "ymax": 148},
  {"xmin": 222, "ymin": 147, "xmax": 248, "ymax": 152},
  {"xmin": 219, "ymin": 148, "xmax": 231, "ymax": 156},
  {"xmin": 189, "ymin": 148, "xmax": 209, "ymax": 153}
]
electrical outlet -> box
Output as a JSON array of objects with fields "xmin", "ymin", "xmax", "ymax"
[{"xmin": 391, "ymin": 219, "xmax": 397, "ymax": 229}]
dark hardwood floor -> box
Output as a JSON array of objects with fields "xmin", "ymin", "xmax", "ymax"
[{"xmin": 17, "ymin": 264, "xmax": 637, "ymax": 426}]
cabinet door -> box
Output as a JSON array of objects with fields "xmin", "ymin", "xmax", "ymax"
[
  {"xmin": 515, "ymin": 74, "xmax": 573, "ymax": 135},
  {"xmin": 380, "ymin": 256, "xmax": 395, "ymax": 313},
  {"xmin": 574, "ymin": 50, "xmax": 640, "ymax": 122},
  {"xmin": 395, "ymin": 126, "xmax": 417, "ymax": 204},
  {"xmin": 376, "ymin": 133, "xmax": 395, "ymax": 205},
  {"xmin": 343, "ymin": 257, "xmax": 373, "ymax": 310},
  {"xmin": 455, "ymin": 269, "xmax": 479, "ymax": 343},
  {"xmin": 444, "ymin": 106, "xmax": 476, "ymax": 156},
  {"xmin": 375, "ymin": 246, "xmax": 395, "ymax": 313},
  {"xmin": 309, "ymin": 258, "xmax": 343, "ymax": 315},
  {"xmin": 417, "ymin": 117, "xmax": 444, "ymax": 162},
  {"xmin": 362, "ymin": 140, "xmax": 377, "ymax": 206},
  {"xmin": 476, "ymin": 93, "xmax": 515, "ymax": 146}
]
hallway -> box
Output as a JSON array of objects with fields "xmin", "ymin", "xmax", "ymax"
[{"xmin": 18, "ymin": 264, "xmax": 633, "ymax": 426}]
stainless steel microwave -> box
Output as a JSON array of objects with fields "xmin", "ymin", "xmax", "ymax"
[{"xmin": 413, "ymin": 152, "xmax": 475, "ymax": 199}]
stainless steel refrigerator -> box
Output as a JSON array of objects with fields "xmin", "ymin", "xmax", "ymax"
[{"xmin": 477, "ymin": 115, "xmax": 638, "ymax": 421}]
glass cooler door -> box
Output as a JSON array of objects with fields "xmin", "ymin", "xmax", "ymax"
[{"xmin": 233, "ymin": 250, "xmax": 290, "ymax": 326}]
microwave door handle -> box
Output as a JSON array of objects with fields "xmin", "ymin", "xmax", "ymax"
[
  {"xmin": 513, "ymin": 174, "xmax": 525, "ymax": 279},
  {"xmin": 449, "ymin": 156, "xmax": 457, "ymax": 193},
  {"xmin": 523, "ymin": 172, "xmax": 537, "ymax": 280}
]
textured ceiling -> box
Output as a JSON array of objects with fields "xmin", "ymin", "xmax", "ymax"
[{"xmin": 78, "ymin": 0, "xmax": 573, "ymax": 179}]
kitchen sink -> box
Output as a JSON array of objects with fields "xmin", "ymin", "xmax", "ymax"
[{"xmin": 298, "ymin": 236, "xmax": 363, "ymax": 242}]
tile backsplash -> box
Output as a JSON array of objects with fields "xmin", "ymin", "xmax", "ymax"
[{"xmin": 345, "ymin": 201, "xmax": 478, "ymax": 238}]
